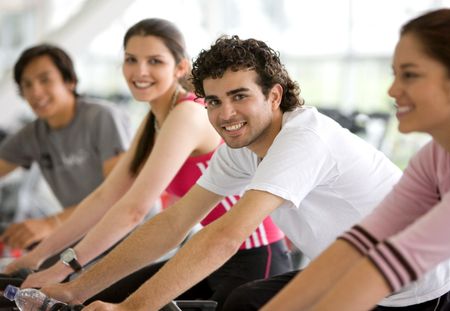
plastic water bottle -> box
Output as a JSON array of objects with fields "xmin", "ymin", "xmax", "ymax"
[{"xmin": 3, "ymin": 284, "xmax": 65, "ymax": 311}]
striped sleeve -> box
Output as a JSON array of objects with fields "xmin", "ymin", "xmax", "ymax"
[
  {"xmin": 366, "ymin": 240, "xmax": 418, "ymax": 292},
  {"xmin": 339, "ymin": 226, "xmax": 421, "ymax": 292},
  {"xmin": 338, "ymin": 225, "xmax": 379, "ymax": 255},
  {"xmin": 366, "ymin": 191, "xmax": 450, "ymax": 293}
]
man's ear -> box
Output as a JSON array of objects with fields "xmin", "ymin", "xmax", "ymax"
[
  {"xmin": 175, "ymin": 58, "xmax": 190, "ymax": 78},
  {"xmin": 269, "ymin": 84, "xmax": 283, "ymax": 110}
]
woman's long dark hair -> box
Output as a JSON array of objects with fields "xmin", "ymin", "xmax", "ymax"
[{"xmin": 126, "ymin": 18, "xmax": 189, "ymax": 176}]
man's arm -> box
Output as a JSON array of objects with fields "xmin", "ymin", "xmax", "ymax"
[
  {"xmin": 4, "ymin": 147, "xmax": 135, "ymax": 274},
  {"xmin": 0, "ymin": 158, "xmax": 18, "ymax": 177},
  {"xmin": 1, "ymin": 153, "xmax": 122, "ymax": 250},
  {"xmin": 41, "ymin": 185, "xmax": 223, "ymax": 304},
  {"xmin": 108, "ymin": 189, "xmax": 283, "ymax": 311},
  {"xmin": 1, "ymin": 205, "xmax": 76, "ymax": 249},
  {"xmin": 261, "ymin": 240, "xmax": 363, "ymax": 311}
]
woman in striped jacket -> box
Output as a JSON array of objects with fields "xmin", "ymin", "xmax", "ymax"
[{"xmin": 262, "ymin": 8, "xmax": 450, "ymax": 311}]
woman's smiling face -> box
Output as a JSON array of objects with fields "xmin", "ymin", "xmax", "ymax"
[
  {"xmin": 122, "ymin": 35, "xmax": 180, "ymax": 102},
  {"xmin": 388, "ymin": 33, "xmax": 450, "ymax": 137}
]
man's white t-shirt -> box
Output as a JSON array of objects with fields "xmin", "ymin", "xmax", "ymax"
[{"xmin": 197, "ymin": 107, "xmax": 401, "ymax": 259}]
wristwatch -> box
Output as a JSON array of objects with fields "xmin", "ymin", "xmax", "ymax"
[{"xmin": 60, "ymin": 248, "xmax": 82, "ymax": 272}]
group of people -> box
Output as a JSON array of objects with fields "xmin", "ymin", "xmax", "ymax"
[{"xmin": 0, "ymin": 7, "xmax": 448, "ymax": 311}]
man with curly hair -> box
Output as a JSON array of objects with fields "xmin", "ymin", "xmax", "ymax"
[{"xmin": 41, "ymin": 36, "xmax": 401, "ymax": 311}]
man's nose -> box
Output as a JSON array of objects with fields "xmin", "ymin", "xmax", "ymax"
[
  {"xmin": 219, "ymin": 101, "xmax": 236, "ymax": 120},
  {"xmin": 25, "ymin": 83, "xmax": 44, "ymax": 99}
]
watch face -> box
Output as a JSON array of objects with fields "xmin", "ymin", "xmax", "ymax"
[{"xmin": 61, "ymin": 248, "xmax": 76, "ymax": 263}]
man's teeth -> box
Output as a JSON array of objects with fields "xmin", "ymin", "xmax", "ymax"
[
  {"xmin": 225, "ymin": 123, "xmax": 245, "ymax": 131},
  {"xmin": 35, "ymin": 101, "xmax": 48, "ymax": 108},
  {"xmin": 397, "ymin": 106, "xmax": 413, "ymax": 113},
  {"xmin": 134, "ymin": 82, "xmax": 152, "ymax": 88}
]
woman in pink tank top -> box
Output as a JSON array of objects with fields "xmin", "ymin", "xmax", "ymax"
[{"xmin": 11, "ymin": 18, "xmax": 291, "ymax": 310}]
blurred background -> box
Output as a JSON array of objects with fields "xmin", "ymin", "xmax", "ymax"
[
  {"xmin": 1, "ymin": 0, "xmax": 449, "ymax": 163},
  {"xmin": 0, "ymin": 0, "xmax": 449, "ymax": 225}
]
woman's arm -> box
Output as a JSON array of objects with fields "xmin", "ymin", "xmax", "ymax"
[
  {"xmin": 102, "ymin": 153, "xmax": 124, "ymax": 177},
  {"xmin": 262, "ymin": 240, "xmax": 363, "ymax": 311},
  {"xmin": 23, "ymin": 101, "xmax": 219, "ymax": 287},
  {"xmin": 266, "ymin": 195, "xmax": 450, "ymax": 311},
  {"xmin": 309, "ymin": 258, "xmax": 390, "ymax": 311},
  {"xmin": 42, "ymin": 185, "xmax": 222, "ymax": 305}
]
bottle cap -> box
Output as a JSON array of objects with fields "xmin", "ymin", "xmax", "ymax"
[{"xmin": 3, "ymin": 284, "xmax": 18, "ymax": 301}]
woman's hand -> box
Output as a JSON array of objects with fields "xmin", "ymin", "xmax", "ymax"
[{"xmin": 22, "ymin": 263, "xmax": 70, "ymax": 288}]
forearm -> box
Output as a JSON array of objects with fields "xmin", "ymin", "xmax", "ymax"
[
  {"xmin": 71, "ymin": 210, "xmax": 193, "ymax": 302},
  {"xmin": 27, "ymin": 192, "xmax": 115, "ymax": 266},
  {"xmin": 70, "ymin": 200, "xmax": 150, "ymax": 268},
  {"xmin": 50, "ymin": 205, "xmax": 77, "ymax": 223},
  {"xmin": 310, "ymin": 258, "xmax": 390, "ymax": 311},
  {"xmin": 0, "ymin": 158, "xmax": 18, "ymax": 176},
  {"xmin": 122, "ymin": 224, "xmax": 241, "ymax": 310},
  {"xmin": 262, "ymin": 240, "xmax": 363, "ymax": 311}
]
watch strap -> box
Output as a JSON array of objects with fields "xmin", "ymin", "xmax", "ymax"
[{"xmin": 67, "ymin": 258, "xmax": 82, "ymax": 272}]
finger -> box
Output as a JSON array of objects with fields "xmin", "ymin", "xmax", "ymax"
[
  {"xmin": 23, "ymin": 236, "xmax": 41, "ymax": 250},
  {"xmin": 0, "ymin": 224, "xmax": 20, "ymax": 243},
  {"xmin": 7, "ymin": 233, "xmax": 27, "ymax": 249},
  {"xmin": 4, "ymin": 224, "xmax": 25, "ymax": 240},
  {"xmin": 4, "ymin": 262, "xmax": 19, "ymax": 275},
  {"xmin": 7, "ymin": 227, "xmax": 33, "ymax": 249},
  {"xmin": 14, "ymin": 230, "xmax": 39, "ymax": 249},
  {"xmin": 23, "ymin": 273, "xmax": 49, "ymax": 289}
]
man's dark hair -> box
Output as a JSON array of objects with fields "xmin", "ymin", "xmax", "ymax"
[
  {"xmin": 13, "ymin": 43, "xmax": 78, "ymax": 96},
  {"xmin": 191, "ymin": 35, "xmax": 303, "ymax": 112}
]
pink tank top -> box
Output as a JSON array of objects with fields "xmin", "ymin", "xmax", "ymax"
[{"xmin": 165, "ymin": 93, "xmax": 284, "ymax": 250}]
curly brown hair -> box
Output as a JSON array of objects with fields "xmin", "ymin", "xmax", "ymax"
[{"xmin": 191, "ymin": 35, "xmax": 303, "ymax": 112}]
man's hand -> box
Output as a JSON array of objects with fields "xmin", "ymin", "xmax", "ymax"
[
  {"xmin": 22, "ymin": 262, "xmax": 69, "ymax": 288},
  {"xmin": 83, "ymin": 301, "xmax": 127, "ymax": 311},
  {"xmin": 41, "ymin": 282, "xmax": 83, "ymax": 305},
  {"xmin": 1, "ymin": 217, "xmax": 60, "ymax": 249},
  {"xmin": 3, "ymin": 252, "xmax": 40, "ymax": 274}
]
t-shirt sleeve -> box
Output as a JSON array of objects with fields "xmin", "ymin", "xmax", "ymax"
[
  {"xmin": 197, "ymin": 144, "xmax": 254, "ymax": 196},
  {"xmin": 92, "ymin": 106, "xmax": 132, "ymax": 162},
  {"xmin": 0, "ymin": 125, "xmax": 35, "ymax": 168},
  {"xmin": 247, "ymin": 127, "xmax": 337, "ymax": 207}
]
